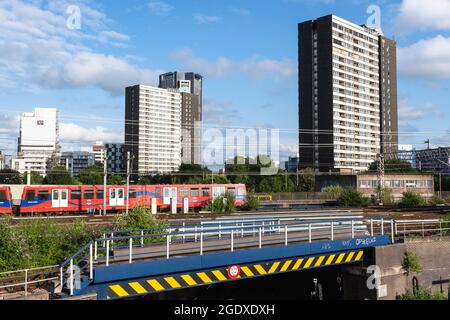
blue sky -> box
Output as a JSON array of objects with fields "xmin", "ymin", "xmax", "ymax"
[{"xmin": 0, "ymin": 0, "xmax": 449, "ymax": 162}]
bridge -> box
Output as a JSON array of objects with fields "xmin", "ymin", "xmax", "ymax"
[{"xmin": 58, "ymin": 214, "xmax": 395, "ymax": 300}]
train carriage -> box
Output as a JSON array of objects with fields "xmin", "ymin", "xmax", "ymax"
[
  {"xmin": 18, "ymin": 184, "xmax": 247, "ymax": 215},
  {"xmin": 0, "ymin": 186, "xmax": 12, "ymax": 215}
]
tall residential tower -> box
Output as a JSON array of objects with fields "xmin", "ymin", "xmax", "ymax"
[
  {"xmin": 159, "ymin": 72, "xmax": 203, "ymax": 165},
  {"xmin": 125, "ymin": 85, "xmax": 182, "ymax": 175},
  {"xmin": 298, "ymin": 15, "xmax": 398, "ymax": 173}
]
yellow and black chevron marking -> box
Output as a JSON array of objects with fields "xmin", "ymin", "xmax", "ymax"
[{"xmin": 106, "ymin": 250, "xmax": 364, "ymax": 299}]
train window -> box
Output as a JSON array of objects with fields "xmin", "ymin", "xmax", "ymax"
[
  {"xmin": 155, "ymin": 188, "xmax": 161, "ymax": 197},
  {"xmin": 202, "ymin": 188, "xmax": 210, "ymax": 197},
  {"xmin": 129, "ymin": 189, "xmax": 137, "ymax": 199},
  {"xmin": 111, "ymin": 189, "xmax": 116, "ymax": 198},
  {"xmin": 227, "ymin": 188, "xmax": 236, "ymax": 195},
  {"xmin": 190, "ymin": 188, "xmax": 199, "ymax": 197},
  {"xmin": 84, "ymin": 190, "xmax": 94, "ymax": 200},
  {"xmin": 237, "ymin": 187, "xmax": 245, "ymax": 196},
  {"xmin": 25, "ymin": 190, "xmax": 35, "ymax": 201},
  {"xmin": 164, "ymin": 188, "xmax": 171, "ymax": 198},
  {"xmin": 118, "ymin": 189, "xmax": 124, "ymax": 198},
  {"xmin": 71, "ymin": 190, "xmax": 81, "ymax": 200},
  {"xmin": 53, "ymin": 190, "xmax": 59, "ymax": 200},
  {"xmin": 38, "ymin": 190, "xmax": 49, "ymax": 201},
  {"xmin": 180, "ymin": 188, "xmax": 189, "ymax": 198},
  {"xmin": 0, "ymin": 190, "xmax": 6, "ymax": 201},
  {"xmin": 61, "ymin": 191, "xmax": 67, "ymax": 200},
  {"xmin": 96, "ymin": 189, "xmax": 104, "ymax": 199}
]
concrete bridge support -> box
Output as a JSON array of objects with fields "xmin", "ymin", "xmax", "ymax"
[{"xmin": 342, "ymin": 240, "xmax": 450, "ymax": 300}]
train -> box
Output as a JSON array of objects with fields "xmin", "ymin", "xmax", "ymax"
[{"xmin": 0, "ymin": 184, "xmax": 247, "ymax": 215}]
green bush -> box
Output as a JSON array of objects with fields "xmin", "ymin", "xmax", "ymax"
[
  {"xmin": 402, "ymin": 251, "xmax": 423, "ymax": 275},
  {"xmin": 114, "ymin": 205, "xmax": 167, "ymax": 231},
  {"xmin": 380, "ymin": 187, "xmax": 393, "ymax": 206},
  {"xmin": 0, "ymin": 219, "xmax": 101, "ymax": 273},
  {"xmin": 429, "ymin": 196, "xmax": 445, "ymax": 206},
  {"xmin": 243, "ymin": 192, "xmax": 261, "ymax": 211},
  {"xmin": 204, "ymin": 196, "xmax": 226, "ymax": 214},
  {"xmin": 442, "ymin": 213, "xmax": 450, "ymax": 236},
  {"xmin": 399, "ymin": 192, "xmax": 427, "ymax": 207},
  {"xmin": 224, "ymin": 191, "xmax": 236, "ymax": 213},
  {"xmin": 0, "ymin": 219, "xmax": 24, "ymax": 271},
  {"xmin": 396, "ymin": 288, "xmax": 447, "ymax": 300},
  {"xmin": 323, "ymin": 185, "xmax": 343, "ymax": 199},
  {"xmin": 337, "ymin": 188, "xmax": 369, "ymax": 208}
]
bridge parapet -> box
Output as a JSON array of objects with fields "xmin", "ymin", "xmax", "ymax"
[{"xmin": 60, "ymin": 217, "xmax": 395, "ymax": 297}]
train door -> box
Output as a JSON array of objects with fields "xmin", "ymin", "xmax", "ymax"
[
  {"xmin": 52, "ymin": 189, "xmax": 68, "ymax": 208},
  {"xmin": 117, "ymin": 188, "xmax": 125, "ymax": 206},
  {"xmin": 163, "ymin": 187, "xmax": 177, "ymax": 205},
  {"xmin": 110, "ymin": 188, "xmax": 125, "ymax": 206},
  {"xmin": 212, "ymin": 186, "xmax": 226, "ymax": 199}
]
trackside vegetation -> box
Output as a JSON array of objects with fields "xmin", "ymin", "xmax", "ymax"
[{"xmin": 0, "ymin": 205, "xmax": 168, "ymax": 273}]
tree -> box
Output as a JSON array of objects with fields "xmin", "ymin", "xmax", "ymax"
[
  {"xmin": 0, "ymin": 169, "xmax": 22, "ymax": 184},
  {"xmin": 207, "ymin": 174, "xmax": 230, "ymax": 184},
  {"xmin": 178, "ymin": 164, "xmax": 211, "ymax": 184},
  {"xmin": 298, "ymin": 168, "xmax": 315, "ymax": 192},
  {"xmin": 79, "ymin": 165, "xmax": 103, "ymax": 185},
  {"xmin": 43, "ymin": 166, "xmax": 75, "ymax": 185},
  {"xmin": 368, "ymin": 159, "xmax": 417, "ymax": 174},
  {"xmin": 108, "ymin": 175, "xmax": 124, "ymax": 185},
  {"xmin": 29, "ymin": 172, "xmax": 44, "ymax": 185}
]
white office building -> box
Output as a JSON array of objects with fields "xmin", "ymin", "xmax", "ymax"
[
  {"xmin": 125, "ymin": 85, "xmax": 182, "ymax": 174},
  {"xmin": 92, "ymin": 141, "xmax": 106, "ymax": 164},
  {"xmin": 12, "ymin": 108, "xmax": 60, "ymax": 175}
]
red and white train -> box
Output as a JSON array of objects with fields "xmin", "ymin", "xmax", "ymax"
[{"xmin": 0, "ymin": 184, "xmax": 247, "ymax": 215}]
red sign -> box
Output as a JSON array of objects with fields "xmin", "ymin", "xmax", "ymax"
[{"xmin": 227, "ymin": 265, "xmax": 241, "ymax": 279}]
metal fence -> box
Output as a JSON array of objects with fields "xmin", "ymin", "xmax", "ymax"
[
  {"xmin": 256, "ymin": 193, "xmax": 336, "ymax": 201},
  {"xmin": 0, "ymin": 265, "xmax": 59, "ymax": 297},
  {"xmin": 395, "ymin": 219, "xmax": 450, "ymax": 240}
]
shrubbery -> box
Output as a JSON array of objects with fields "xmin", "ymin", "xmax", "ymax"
[
  {"xmin": 396, "ymin": 288, "xmax": 447, "ymax": 300},
  {"xmin": 323, "ymin": 186, "xmax": 343, "ymax": 199},
  {"xmin": 0, "ymin": 206, "xmax": 169, "ymax": 272},
  {"xmin": 402, "ymin": 251, "xmax": 423, "ymax": 275},
  {"xmin": 337, "ymin": 188, "xmax": 369, "ymax": 208},
  {"xmin": 204, "ymin": 192, "xmax": 237, "ymax": 214},
  {"xmin": 429, "ymin": 196, "xmax": 445, "ymax": 206},
  {"xmin": 399, "ymin": 192, "xmax": 427, "ymax": 207},
  {"xmin": 114, "ymin": 205, "xmax": 167, "ymax": 231},
  {"xmin": 0, "ymin": 218, "xmax": 100, "ymax": 272},
  {"xmin": 243, "ymin": 192, "xmax": 261, "ymax": 211}
]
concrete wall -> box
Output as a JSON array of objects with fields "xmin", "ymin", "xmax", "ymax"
[{"xmin": 343, "ymin": 240, "xmax": 450, "ymax": 300}]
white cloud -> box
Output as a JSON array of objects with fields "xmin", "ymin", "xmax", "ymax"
[
  {"xmin": 171, "ymin": 48, "xmax": 296, "ymax": 80},
  {"xmin": 203, "ymin": 99, "xmax": 242, "ymax": 125},
  {"xmin": 193, "ymin": 13, "xmax": 222, "ymax": 24},
  {"xmin": 148, "ymin": 0, "xmax": 174, "ymax": 16},
  {"xmin": 229, "ymin": 8, "xmax": 251, "ymax": 16},
  {"xmin": 98, "ymin": 31, "xmax": 130, "ymax": 42},
  {"xmin": 41, "ymin": 51, "xmax": 161, "ymax": 95},
  {"xmin": 0, "ymin": 113, "xmax": 20, "ymax": 153},
  {"xmin": 0, "ymin": 0, "xmax": 152, "ymax": 95},
  {"xmin": 398, "ymin": 98, "xmax": 442, "ymax": 121},
  {"xmin": 396, "ymin": 0, "xmax": 450, "ymax": 33},
  {"xmin": 398, "ymin": 35, "xmax": 450, "ymax": 80},
  {"xmin": 59, "ymin": 122, "xmax": 123, "ymax": 149}
]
